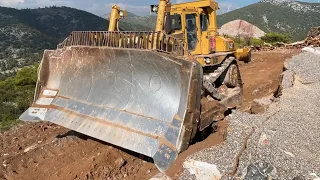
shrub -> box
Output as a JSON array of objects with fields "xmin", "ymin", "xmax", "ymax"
[
  {"xmin": 261, "ymin": 32, "xmax": 292, "ymax": 43},
  {"xmin": 251, "ymin": 38, "xmax": 264, "ymax": 46},
  {"xmin": 0, "ymin": 64, "xmax": 38, "ymax": 131}
]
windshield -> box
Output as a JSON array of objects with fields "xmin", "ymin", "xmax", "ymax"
[
  {"xmin": 165, "ymin": 14, "xmax": 182, "ymax": 33},
  {"xmin": 186, "ymin": 14, "xmax": 197, "ymax": 50}
]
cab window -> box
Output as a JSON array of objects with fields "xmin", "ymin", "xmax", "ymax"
[
  {"xmin": 186, "ymin": 14, "xmax": 197, "ymax": 50},
  {"xmin": 200, "ymin": 14, "xmax": 209, "ymax": 31},
  {"xmin": 165, "ymin": 14, "xmax": 182, "ymax": 33},
  {"xmin": 171, "ymin": 14, "xmax": 182, "ymax": 31}
]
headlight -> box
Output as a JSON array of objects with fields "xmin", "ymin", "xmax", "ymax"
[
  {"xmin": 119, "ymin": 11, "xmax": 124, "ymax": 17},
  {"xmin": 150, "ymin": 5, "xmax": 159, "ymax": 13},
  {"xmin": 205, "ymin": 58, "xmax": 211, "ymax": 64}
]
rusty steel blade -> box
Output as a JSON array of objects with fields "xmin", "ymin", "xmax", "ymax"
[{"xmin": 20, "ymin": 46, "xmax": 202, "ymax": 172}]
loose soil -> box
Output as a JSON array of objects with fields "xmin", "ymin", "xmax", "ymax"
[
  {"xmin": 0, "ymin": 49, "xmax": 300, "ymax": 180},
  {"xmin": 239, "ymin": 49, "xmax": 300, "ymax": 111}
]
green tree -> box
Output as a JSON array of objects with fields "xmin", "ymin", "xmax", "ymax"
[
  {"xmin": 0, "ymin": 64, "xmax": 38, "ymax": 131},
  {"xmin": 261, "ymin": 32, "xmax": 292, "ymax": 43}
]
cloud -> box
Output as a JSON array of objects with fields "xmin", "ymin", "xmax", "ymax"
[
  {"xmin": 218, "ymin": 2, "xmax": 238, "ymax": 14},
  {"xmin": 174, "ymin": 0, "xmax": 238, "ymax": 14},
  {"xmin": 103, "ymin": 3, "xmax": 150, "ymax": 16},
  {"xmin": 0, "ymin": 0, "xmax": 240, "ymax": 16},
  {"xmin": 0, "ymin": 0, "xmax": 24, "ymax": 7},
  {"xmin": 175, "ymin": 0, "xmax": 193, "ymax": 3},
  {"xmin": 15, "ymin": 0, "xmax": 73, "ymax": 8},
  {"xmin": 0, "ymin": 0, "xmax": 75, "ymax": 9}
]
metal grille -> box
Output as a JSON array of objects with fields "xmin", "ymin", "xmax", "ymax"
[{"xmin": 58, "ymin": 31, "xmax": 185, "ymax": 55}]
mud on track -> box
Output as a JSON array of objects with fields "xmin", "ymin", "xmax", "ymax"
[{"xmin": 0, "ymin": 49, "xmax": 300, "ymax": 180}]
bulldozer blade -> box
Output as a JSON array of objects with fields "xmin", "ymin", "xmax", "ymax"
[{"xmin": 20, "ymin": 46, "xmax": 202, "ymax": 172}]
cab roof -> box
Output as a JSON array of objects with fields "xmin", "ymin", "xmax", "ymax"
[{"xmin": 171, "ymin": 0, "xmax": 219, "ymax": 11}]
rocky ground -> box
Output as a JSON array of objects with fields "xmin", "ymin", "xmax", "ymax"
[
  {"xmin": 180, "ymin": 51, "xmax": 320, "ymax": 179},
  {"xmin": 0, "ymin": 49, "xmax": 302, "ymax": 180}
]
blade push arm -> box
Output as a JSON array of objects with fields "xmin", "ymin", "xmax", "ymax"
[{"xmin": 108, "ymin": 5, "xmax": 127, "ymax": 31}]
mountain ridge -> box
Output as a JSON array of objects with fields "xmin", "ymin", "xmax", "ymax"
[
  {"xmin": 217, "ymin": 0, "xmax": 320, "ymax": 41},
  {"xmin": 112, "ymin": 0, "xmax": 319, "ymax": 41},
  {"xmin": 0, "ymin": 6, "xmax": 148, "ymax": 78}
]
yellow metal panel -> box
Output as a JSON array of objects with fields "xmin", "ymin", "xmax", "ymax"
[
  {"xmin": 215, "ymin": 36, "xmax": 236, "ymax": 52},
  {"xmin": 196, "ymin": 54, "xmax": 228, "ymax": 66},
  {"xmin": 201, "ymin": 31, "xmax": 210, "ymax": 54},
  {"xmin": 216, "ymin": 36, "xmax": 228, "ymax": 52},
  {"xmin": 207, "ymin": 6, "xmax": 218, "ymax": 33}
]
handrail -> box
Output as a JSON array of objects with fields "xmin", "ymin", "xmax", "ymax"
[{"xmin": 58, "ymin": 31, "xmax": 185, "ymax": 56}]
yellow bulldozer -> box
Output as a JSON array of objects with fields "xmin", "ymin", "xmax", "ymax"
[{"xmin": 20, "ymin": 0, "xmax": 251, "ymax": 172}]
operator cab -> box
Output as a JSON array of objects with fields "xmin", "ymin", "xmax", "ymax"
[
  {"xmin": 151, "ymin": 2, "xmax": 215, "ymax": 54},
  {"xmin": 163, "ymin": 11, "xmax": 210, "ymax": 52},
  {"xmin": 164, "ymin": 13, "xmax": 198, "ymax": 50},
  {"xmin": 150, "ymin": 0, "xmax": 236, "ymax": 64}
]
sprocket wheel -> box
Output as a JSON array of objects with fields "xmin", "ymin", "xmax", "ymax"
[{"xmin": 224, "ymin": 64, "xmax": 240, "ymax": 88}]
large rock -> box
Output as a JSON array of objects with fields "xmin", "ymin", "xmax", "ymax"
[{"xmin": 218, "ymin": 19, "xmax": 266, "ymax": 38}]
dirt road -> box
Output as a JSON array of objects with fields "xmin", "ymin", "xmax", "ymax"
[{"xmin": 0, "ymin": 49, "xmax": 299, "ymax": 180}]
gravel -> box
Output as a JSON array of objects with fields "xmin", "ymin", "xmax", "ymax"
[
  {"xmin": 180, "ymin": 52, "xmax": 320, "ymax": 179},
  {"xmin": 285, "ymin": 52, "xmax": 320, "ymax": 84},
  {"xmin": 280, "ymin": 70, "xmax": 295, "ymax": 89}
]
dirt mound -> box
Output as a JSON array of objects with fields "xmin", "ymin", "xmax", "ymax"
[{"xmin": 218, "ymin": 19, "xmax": 266, "ymax": 38}]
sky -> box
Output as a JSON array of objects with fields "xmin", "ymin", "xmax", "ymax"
[{"xmin": 0, "ymin": 0, "xmax": 319, "ymax": 16}]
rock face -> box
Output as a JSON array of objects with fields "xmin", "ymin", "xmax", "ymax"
[{"xmin": 218, "ymin": 19, "xmax": 266, "ymax": 38}]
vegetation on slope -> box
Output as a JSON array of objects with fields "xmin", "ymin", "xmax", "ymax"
[
  {"xmin": 0, "ymin": 6, "xmax": 107, "ymax": 39},
  {"xmin": 233, "ymin": 32, "xmax": 292, "ymax": 47},
  {"xmin": 0, "ymin": 65, "xmax": 37, "ymax": 131},
  {"xmin": 261, "ymin": 32, "xmax": 292, "ymax": 43},
  {"xmin": 0, "ymin": 23, "xmax": 57, "ymax": 79},
  {"xmin": 217, "ymin": 1, "xmax": 320, "ymax": 41},
  {"xmin": 0, "ymin": 6, "xmax": 109, "ymax": 76},
  {"xmin": 0, "ymin": 6, "xmax": 150, "ymax": 75},
  {"xmin": 120, "ymin": 15, "xmax": 156, "ymax": 31},
  {"xmin": 113, "ymin": 1, "xmax": 320, "ymax": 42}
]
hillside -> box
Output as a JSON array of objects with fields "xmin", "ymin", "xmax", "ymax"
[
  {"xmin": 0, "ymin": 6, "xmax": 150, "ymax": 78},
  {"xmin": 104, "ymin": 11, "xmax": 156, "ymax": 31},
  {"xmin": 120, "ymin": 15, "xmax": 156, "ymax": 31},
  {"xmin": 0, "ymin": 65, "xmax": 37, "ymax": 130},
  {"xmin": 217, "ymin": 0, "xmax": 320, "ymax": 41},
  {"xmin": 114, "ymin": 0, "xmax": 320, "ymax": 41},
  {"xmin": 0, "ymin": 6, "xmax": 108, "ymax": 78}
]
